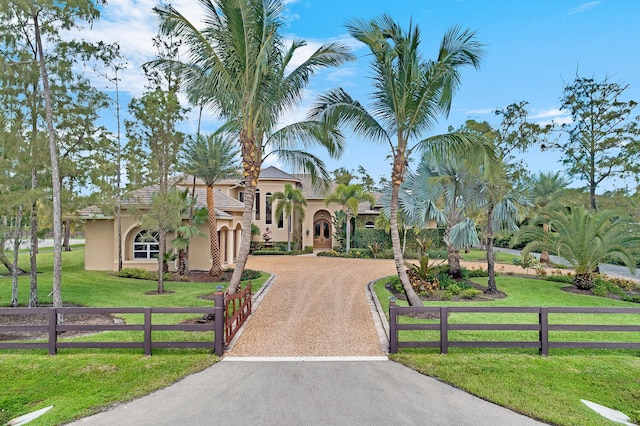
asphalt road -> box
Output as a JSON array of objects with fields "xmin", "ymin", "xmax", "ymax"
[{"xmin": 69, "ymin": 359, "xmax": 544, "ymax": 426}]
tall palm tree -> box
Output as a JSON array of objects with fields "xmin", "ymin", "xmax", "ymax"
[
  {"xmin": 272, "ymin": 183, "xmax": 307, "ymax": 252},
  {"xmin": 152, "ymin": 0, "xmax": 352, "ymax": 292},
  {"xmin": 325, "ymin": 183, "xmax": 375, "ymax": 253},
  {"xmin": 513, "ymin": 205, "xmax": 639, "ymax": 290},
  {"xmin": 182, "ymin": 133, "xmax": 239, "ymax": 276},
  {"xmin": 311, "ymin": 16, "xmax": 491, "ymax": 306}
]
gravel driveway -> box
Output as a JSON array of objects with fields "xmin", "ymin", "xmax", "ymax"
[{"xmin": 227, "ymin": 255, "xmax": 398, "ymax": 357}]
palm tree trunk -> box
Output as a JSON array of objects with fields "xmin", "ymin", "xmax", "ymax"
[
  {"xmin": 345, "ymin": 212, "xmax": 351, "ymax": 253},
  {"xmin": 229, "ymin": 132, "xmax": 260, "ymax": 293},
  {"xmin": 486, "ymin": 202, "xmax": 497, "ymax": 294},
  {"xmin": 447, "ymin": 247, "xmax": 462, "ymax": 279},
  {"xmin": 287, "ymin": 213, "xmax": 292, "ymax": 252},
  {"xmin": 228, "ymin": 183, "xmax": 255, "ymax": 293},
  {"xmin": 390, "ymin": 177, "xmax": 421, "ymax": 307},
  {"xmin": 207, "ymin": 185, "xmax": 223, "ymax": 276},
  {"xmin": 539, "ymin": 223, "xmax": 550, "ymax": 266}
]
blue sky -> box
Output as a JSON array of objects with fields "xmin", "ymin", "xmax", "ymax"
[{"xmin": 84, "ymin": 0, "xmax": 640, "ymax": 192}]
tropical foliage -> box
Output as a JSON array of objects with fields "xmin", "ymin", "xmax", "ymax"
[
  {"xmin": 151, "ymin": 0, "xmax": 352, "ymax": 292},
  {"xmin": 182, "ymin": 133, "xmax": 239, "ymax": 276},
  {"xmin": 513, "ymin": 205, "xmax": 640, "ymax": 289},
  {"xmin": 272, "ymin": 183, "xmax": 307, "ymax": 252},
  {"xmin": 311, "ymin": 15, "xmax": 488, "ymax": 306},
  {"xmin": 325, "ymin": 183, "xmax": 374, "ymax": 253}
]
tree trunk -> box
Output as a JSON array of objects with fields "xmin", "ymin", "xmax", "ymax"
[
  {"xmin": 207, "ymin": 185, "xmax": 223, "ymax": 277},
  {"xmin": 157, "ymin": 233, "xmax": 165, "ymax": 294},
  {"xmin": 589, "ymin": 183, "xmax": 597, "ymax": 212},
  {"xmin": 34, "ymin": 12, "xmax": 63, "ymax": 310},
  {"xmin": 287, "ymin": 213, "xmax": 292, "ymax": 252},
  {"xmin": 539, "ymin": 223, "xmax": 550, "ymax": 266},
  {"xmin": 63, "ymin": 217, "xmax": 71, "ymax": 251},
  {"xmin": 447, "ymin": 247, "xmax": 462, "ymax": 279},
  {"xmin": 0, "ymin": 243, "xmax": 26, "ymax": 275},
  {"xmin": 12, "ymin": 205, "xmax": 25, "ymax": 307},
  {"xmin": 229, "ymin": 132, "xmax": 260, "ymax": 294},
  {"xmin": 177, "ymin": 249, "xmax": 187, "ymax": 275},
  {"xmin": 486, "ymin": 203, "xmax": 497, "ymax": 294},
  {"xmin": 345, "ymin": 212, "xmax": 351, "ymax": 253},
  {"xmin": 390, "ymin": 154, "xmax": 421, "ymax": 306},
  {"xmin": 29, "ymin": 192, "xmax": 38, "ymax": 307}
]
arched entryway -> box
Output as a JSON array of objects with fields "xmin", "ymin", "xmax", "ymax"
[{"xmin": 313, "ymin": 210, "xmax": 332, "ymax": 249}]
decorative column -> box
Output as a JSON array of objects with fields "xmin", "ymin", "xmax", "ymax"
[{"xmin": 226, "ymin": 229, "xmax": 234, "ymax": 266}]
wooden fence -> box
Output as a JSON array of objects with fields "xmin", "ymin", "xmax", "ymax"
[
  {"xmin": 389, "ymin": 303, "xmax": 640, "ymax": 356},
  {"xmin": 0, "ymin": 286, "xmax": 253, "ymax": 356}
]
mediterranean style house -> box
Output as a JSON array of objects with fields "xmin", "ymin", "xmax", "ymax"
[{"xmin": 80, "ymin": 166, "xmax": 381, "ymax": 272}]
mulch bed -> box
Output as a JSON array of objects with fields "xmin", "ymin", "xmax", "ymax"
[
  {"xmin": 385, "ymin": 280, "xmax": 507, "ymax": 319},
  {"xmin": 0, "ymin": 305, "xmax": 119, "ymax": 341}
]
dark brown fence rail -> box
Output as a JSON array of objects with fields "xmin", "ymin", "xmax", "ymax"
[
  {"xmin": 225, "ymin": 284, "xmax": 252, "ymax": 345},
  {"xmin": 389, "ymin": 303, "xmax": 640, "ymax": 356},
  {"xmin": 1, "ymin": 292, "xmax": 227, "ymax": 356}
]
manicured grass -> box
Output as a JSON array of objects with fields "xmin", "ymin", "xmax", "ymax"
[
  {"xmin": 458, "ymin": 247, "xmax": 517, "ymax": 263},
  {"xmin": 0, "ymin": 249, "xmax": 267, "ymax": 425},
  {"xmin": 375, "ymin": 276, "xmax": 640, "ymax": 426}
]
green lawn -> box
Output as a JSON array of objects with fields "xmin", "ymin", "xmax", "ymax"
[
  {"xmin": 0, "ymin": 249, "xmax": 267, "ymax": 425},
  {"xmin": 375, "ymin": 276, "xmax": 640, "ymax": 426}
]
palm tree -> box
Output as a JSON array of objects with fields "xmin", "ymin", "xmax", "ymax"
[
  {"xmin": 272, "ymin": 183, "xmax": 307, "ymax": 252},
  {"xmin": 325, "ymin": 183, "xmax": 375, "ymax": 253},
  {"xmin": 513, "ymin": 205, "xmax": 639, "ymax": 290},
  {"xmin": 525, "ymin": 171, "xmax": 573, "ymax": 265},
  {"xmin": 182, "ymin": 133, "xmax": 239, "ymax": 276},
  {"xmin": 152, "ymin": 0, "xmax": 352, "ymax": 293},
  {"xmin": 311, "ymin": 16, "xmax": 490, "ymax": 306},
  {"xmin": 400, "ymin": 154, "xmax": 485, "ymax": 279},
  {"xmin": 171, "ymin": 189, "xmax": 208, "ymax": 275},
  {"xmin": 400, "ymin": 151, "xmax": 526, "ymax": 293}
]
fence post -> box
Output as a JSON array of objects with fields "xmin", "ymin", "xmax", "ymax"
[
  {"xmin": 440, "ymin": 307, "xmax": 449, "ymax": 354},
  {"xmin": 539, "ymin": 307, "xmax": 549, "ymax": 356},
  {"xmin": 48, "ymin": 308, "xmax": 57, "ymax": 355},
  {"xmin": 144, "ymin": 308, "xmax": 152, "ymax": 356},
  {"xmin": 214, "ymin": 292, "xmax": 225, "ymax": 356},
  {"xmin": 389, "ymin": 298, "xmax": 397, "ymax": 354}
]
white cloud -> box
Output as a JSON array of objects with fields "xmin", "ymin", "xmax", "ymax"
[
  {"xmin": 568, "ymin": 1, "xmax": 603, "ymax": 15},
  {"xmin": 464, "ymin": 108, "xmax": 495, "ymax": 115},
  {"xmin": 530, "ymin": 107, "xmax": 572, "ymax": 125}
]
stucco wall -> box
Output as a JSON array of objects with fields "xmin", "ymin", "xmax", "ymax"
[{"xmin": 84, "ymin": 219, "xmax": 115, "ymax": 270}]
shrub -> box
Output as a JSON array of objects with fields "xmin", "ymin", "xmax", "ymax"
[
  {"xmin": 304, "ymin": 246, "xmax": 314, "ymax": 253},
  {"xmin": 591, "ymin": 281, "xmax": 609, "ymax": 297},
  {"xmin": 459, "ymin": 288, "xmax": 483, "ymax": 299},
  {"xmin": 117, "ymin": 268, "xmax": 156, "ymax": 280},
  {"xmin": 386, "ymin": 276, "xmax": 403, "ymax": 293},
  {"xmin": 252, "ymin": 249, "xmax": 286, "ymax": 256},
  {"xmin": 352, "ymin": 229, "xmax": 391, "ymax": 250},
  {"xmin": 444, "ymin": 282, "xmax": 461, "ymax": 295},
  {"xmin": 462, "ymin": 267, "xmax": 489, "ymax": 278},
  {"xmin": 441, "ymin": 291, "xmax": 453, "ymax": 301},
  {"xmin": 317, "ymin": 250, "xmax": 340, "ymax": 257},
  {"xmin": 225, "ymin": 268, "xmax": 261, "ymax": 281}
]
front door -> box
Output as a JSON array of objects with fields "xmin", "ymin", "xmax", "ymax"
[{"xmin": 313, "ymin": 219, "xmax": 332, "ymax": 249}]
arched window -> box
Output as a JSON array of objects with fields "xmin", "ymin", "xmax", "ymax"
[
  {"xmin": 365, "ymin": 221, "xmax": 375, "ymax": 229},
  {"xmin": 255, "ymin": 189, "xmax": 261, "ymax": 221},
  {"xmin": 133, "ymin": 231, "xmax": 159, "ymax": 259},
  {"xmin": 265, "ymin": 192, "xmax": 272, "ymax": 224}
]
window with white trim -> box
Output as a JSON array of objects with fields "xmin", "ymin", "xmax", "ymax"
[{"xmin": 133, "ymin": 231, "xmax": 160, "ymax": 259}]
